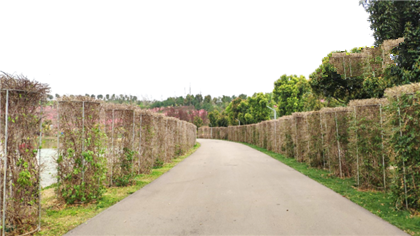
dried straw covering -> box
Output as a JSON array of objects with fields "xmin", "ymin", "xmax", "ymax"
[
  {"xmin": 384, "ymin": 82, "xmax": 420, "ymax": 98},
  {"xmin": 198, "ymin": 126, "xmax": 228, "ymax": 140},
  {"xmin": 330, "ymin": 38, "xmax": 404, "ymax": 78},
  {"xmin": 385, "ymin": 82, "xmax": 420, "ymax": 210},
  {"xmin": 278, "ymin": 116, "xmax": 294, "ymax": 158},
  {"xmin": 381, "ymin": 37, "xmax": 404, "ymax": 67},
  {"xmin": 56, "ymin": 96, "xmax": 107, "ymax": 203},
  {"xmin": 0, "ymin": 74, "xmax": 197, "ymax": 234},
  {"xmin": 348, "ymin": 98, "xmax": 388, "ymax": 190},
  {"xmin": 292, "ymin": 112, "xmax": 309, "ymax": 163},
  {"xmin": 136, "ymin": 111, "xmax": 156, "ymax": 174},
  {"xmin": 104, "ymin": 103, "xmax": 137, "ymax": 186},
  {"xmin": 305, "ymin": 111, "xmax": 324, "ymax": 168},
  {"xmin": 320, "ymin": 107, "xmax": 352, "ymax": 178},
  {"xmin": 57, "ymin": 100, "xmax": 196, "ymax": 200},
  {"xmin": 330, "ymin": 52, "xmax": 365, "ymax": 78},
  {"xmin": 266, "ymin": 120, "xmax": 277, "ymax": 153},
  {"xmin": 0, "ymin": 73, "xmax": 49, "ymax": 235}
]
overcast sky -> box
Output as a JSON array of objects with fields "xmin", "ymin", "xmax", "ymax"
[{"xmin": 1, "ymin": 0, "xmax": 374, "ymax": 101}]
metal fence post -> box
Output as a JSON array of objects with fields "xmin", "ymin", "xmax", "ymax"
[
  {"xmin": 37, "ymin": 100, "xmax": 43, "ymax": 230},
  {"xmin": 379, "ymin": 104, "xmax": 386, "ymax": 190},
  {"xmin": 353, "ymin": 106, "xmax": 360, "ymax": 187},
  {"xmin": 111, "ymin": 109, "xmax": 115, "ymax": 186},
  {"xmin": 396, "ymin": 97, "xmax": 408, "ymax": 210},
  {"xmin": 138, "ymin": 114, "xmax": 142, "ymax": 173},
  {"xmin": 319, "ymin": 112, "xmax": 325, "ymax": 169},
  {"xmin": 56, "ymin": 101, "xmax": 60, "ymax": 197},
  {"xmin": 334, "ymin": 111, "xmax": 343, "ymax": 178},
  {"xmin": 2, "ymin": 90, "xmax": 9, "ymax": 236},
  {"xmin": 132, "ymin": 110, "xmax": 135, "ymax": 176},
  {"xmin": 82, "ymin": 101, "xmax": 85, "ymax": 184}
]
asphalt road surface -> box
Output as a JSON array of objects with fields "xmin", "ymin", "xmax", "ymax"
[{"xmin": 66, "ymin": 139, "xmax": 408, "ymax": 236}]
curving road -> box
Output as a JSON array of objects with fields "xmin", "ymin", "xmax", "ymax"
[{"xmin": 66, "ymin": 139, "xmax": 408, "ymax": 236}]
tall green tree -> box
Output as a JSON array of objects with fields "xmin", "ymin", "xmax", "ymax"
[
  {"xmin": 362, "ymin": 0, "xmax": 420, "ymax": 86},
  {"xmin": 244, "ymin": 93, "xmax": 270, "ymax": 124},
  {"xmin": 208, "ymin": 110, "xmax": 219, "ymax": 127},
  {"xmin": 217, "ymin": 114, "xmax": 229, "ymax": 127},
  {"xmin": 204, "ymin": 95, "xmax": 212, "ymax": 104},
  {"xmin": 225, "ymin": 97, "xmax": 245, "ymax": 125},
  {"xmin": 238, "ymin": 94, "xmax": 247, "ymax": 100},
  {"xmin": 273, "ymin": 74, "xmax": 311, "ymax": 116},
  {"xmin": 193, "ymin": 116, "xmax": 204, "ymax": 129}
]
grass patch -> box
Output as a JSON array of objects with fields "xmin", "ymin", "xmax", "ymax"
[
  {"xmin": 242, "ymin": 142, "xmax": 420, "ymax": 236},
  {"xmin": 36, "ymin": 142, "xmax": 201, "ymax": 236}
]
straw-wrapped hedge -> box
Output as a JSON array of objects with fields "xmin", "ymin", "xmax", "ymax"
[
  {"xmin": 104, "ymin": 104, "xmax": 137, "ymax": 187},
  {"xmin": 280, "ymin": 116, "xmax": 295, "ymax": 158},
  {"xmin": 306, "ymin": 111, "xmax": 324, "ymax": 168},
  {"xmin": 56, "ymin": 96, "xmax": 107, "ymax": 204},
  {"xmin": 293, "ymin": 112, "xmax": 309, "ymax": 163},
  {"xmin": 197, "ymin": 82, "xmax": 420, "ymax": 212},
  {"xmin": 56, "ymin": 101, "xmax": 196, "ymax": 199},
  {"xmin": 348, "ymin": 99, "xmax": 389, "ymax": 190},
  {"xmin": 0, "ymin": 74, "xmax": 49, "ymax": 235},
  {"xmin": 385, "ymin": 83, "xmax": 420, "ymax": 210},
  {"xmin": 0, "ymin": 74, "xmax": 197, "ymax": 235},
  {"xmin": 198, "ymin": 127, "xmax": 228, "ymax": 140},
  {"xmin": 320, "ymin": 107, "xmax": 352, "ymax": 177}
]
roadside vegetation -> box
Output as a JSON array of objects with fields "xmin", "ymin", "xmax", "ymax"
[{"xmin": 36, "ymin": 143, "xmax": 200, "ymax": 236}]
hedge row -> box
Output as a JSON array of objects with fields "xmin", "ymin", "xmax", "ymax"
[
  {"xmin": 198, "ymin": 82, "xmax": 420, "ymax": 211},
  {"xmin": 0, "ymin": 74, "xmax": 196, "ymax": 235},
  {"xmin": 56, "ymin": 97, "xmax": 197, "ymax": 204}
]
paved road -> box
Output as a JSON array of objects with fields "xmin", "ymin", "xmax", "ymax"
[{"xmin": 66, "ymin": 139, "xmax": 408, "ymax": 236}]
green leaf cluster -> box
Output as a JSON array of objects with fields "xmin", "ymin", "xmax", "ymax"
[
  {"xmin": 387, "ymin": 92, "xmax": 420, "ymax": 210},
  {"xmin": 273, "ymin": 74, "xmax": 311, "ymax": 116}
]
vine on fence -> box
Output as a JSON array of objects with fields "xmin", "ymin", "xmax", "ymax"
[
  {"xmin": 105, "ymin": 105, "xmax": 136, "ymax": 187},
  {"xmin": 56, "ymin": 96, "xmax": 107, "ymax": 204},
  {"xmin": 348, "ymin": 99, "xmax": 388, "ymax": 190},
  {"xmin": 386, "ymin": 84, "xmax": 420, "ymax": 210},
  {"xmin": 306, "ymin": 111, "xmax": 324, "ymax": 168},
  {"xmin": 0, "ymin": 74, "xmax": 49, "ymax": 235}
]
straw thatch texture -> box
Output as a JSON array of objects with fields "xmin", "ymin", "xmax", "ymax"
[
  {"xmin": 385, "ymin": 83, "xmax": 420, "ymax": 210},
  {"xmin": 330, "ymin": 52, "xmax": 365, "ymax": 77},
  {"xmin": 197, "ymin": 127, "xmax": 228, "ymax": 140},
  {"xmin": 165, "ymin": 117, "xmax": 177, "ymax": 162},
  {"xmin": 239, "ymin": 126, "xmax": 246, "ymax": 143},
  {"xmin": 0, "ymin": 74, "xmax": 49, "ymax": 235},
  {"xmin": 330, "ymin": 38, "xmax": 403, "ymax": 78},
  {"xmin": 57, "ymin": 96, "xmax": 107, "ymax": 199},
  {"xmin": 320, "ymin": 107, "xmax": 352, "ymax": 177},
  {"xmin": 381, "ymin": 38, "xmax": 404, "ymax": 68},
  {"xmin": 305, "ymin": 111, "xmax": 324, "ymax": 168},
  {"xmin": 104, "ymin": 104, "xmax": 137, "ymax": 186},
  {"xmin": 348, "ymin": 98, "xmax": 388, "ymax": 190},
  {"xmin": 385, "ymin": 83, "xmax": 420, "ymax": 98},
  {"xmin": 278, "ymin": 116, "xmax": 294, "ymax": 158},
  {"xmin": 293, "ymin": 113, "xmax": 309, "ymax": 163},
  {"xmin": 250, "ymin": 124, "xmax": 258, "ymax": 145},
  {"xmin": 155, "ymin": 116, "xmax": 166, "ymax": 164},
  {"xmin": 138, "ymin": 113, "xmax": 156, "ymax": 174},
  {"xmin": 266, "ymin": 121, "xmax": 274, "ymax": 152}
]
